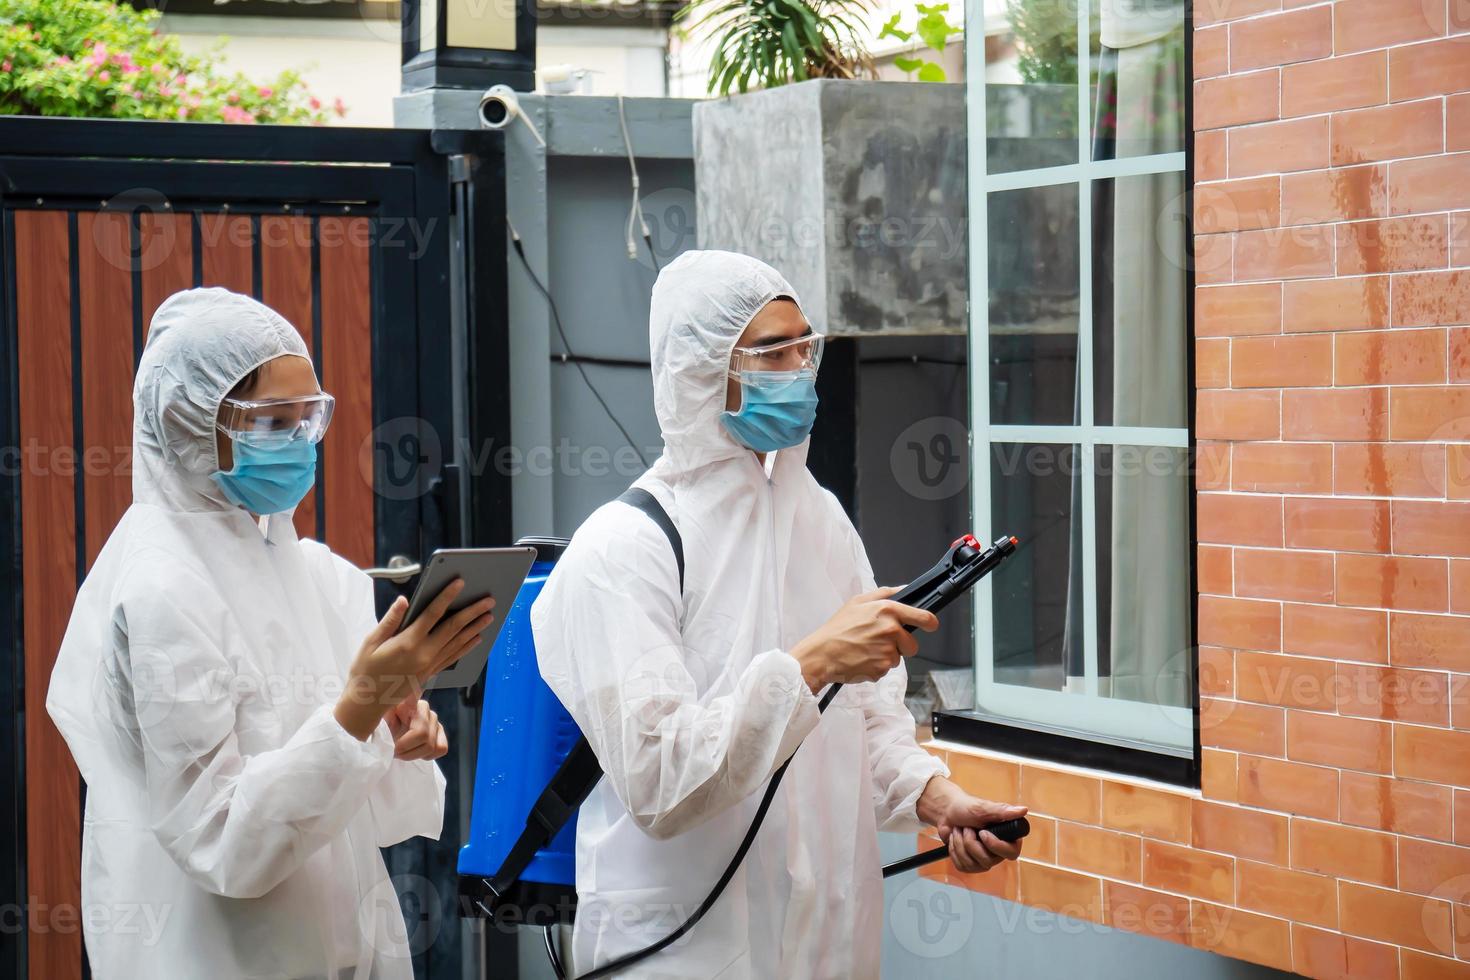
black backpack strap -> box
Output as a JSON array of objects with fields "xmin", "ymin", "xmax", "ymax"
[
  {"xmin": 483, "ymin": 487, "xmax": 683, "ymax": 917},
  {"xmin": 618, "ymin": 486, "xmax": 684, "ymax": 594}
]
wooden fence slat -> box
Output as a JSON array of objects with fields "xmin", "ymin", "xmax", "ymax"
[
  {"xmin": 259, "ymin": 215, "xmax": 319, "ymax": 539},
  {"xmin": 138, "ymin": 212, "xmax": 194, "ymax": 338},
  {"xmin": 198, "ymin": 212, "xmax": 253, "ymax": 296},
  {"xmin": 319, "ymin": 216, "xmax": 375, "ymax": 569},
  {"xmin": 15, "ymin": 209, "xmax": 83, "ymax": 980}
]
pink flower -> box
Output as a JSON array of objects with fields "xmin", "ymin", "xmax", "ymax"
[
  {"xmin": 309, "ymin": 96, "xmax": 321, "ymax": 110},
  {"xmin": 56, "ymin": 55, "xmax": 71, "ymax": 64},
  {"xmin": 1, "ymin": 60, "xmax": 10, "ymax": 73},
  {"xmin": 98, "ymin": 70, "xmax": 111, "ymax": 82},
  {"xmin": 159, "ymin": 86, "xmax": 172, "ymax": 98},
  {"xmin": 227, "ymin": 90, "xmax": 239, "ymax": 104},
  {"xmin": 188, "ymin": 94, "xmax": 201, "ymax": 107},
  {"xmin": 257, "ymin": 86, "xmax": 273, "ymax": 98},
  {"xmin": 177, "ymin": 106, "xmax": 189, "ymax": 119},
  {"xmin": 152, "ymin": 63, "xmax": 166, "ymax": 76},
  {"xmin": 333, "ymin": 96, "xmax": 347, "ymax": 117}
]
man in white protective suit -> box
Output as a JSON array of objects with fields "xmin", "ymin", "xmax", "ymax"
[
  {"xmin": 47, "ymin": 287, "xmax": 495, "ymax": 978},
  {"xmin": 532, "ymin": 250, "xmax": 1026, "ymax": 978}
]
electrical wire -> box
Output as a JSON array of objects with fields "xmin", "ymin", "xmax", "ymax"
[
  {"xmin": 544, "ymin": 925, "xmax": 565, "ymax": 978},
  {"xmin": 507, "ymin": 217, "xmax": 652, "ymax": 468},
  {"xmin": 617, "ymin": 93, "xmax": 660, "ymax": 273}
]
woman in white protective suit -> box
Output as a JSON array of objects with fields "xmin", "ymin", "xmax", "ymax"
[
  {"xmin": 532, "ymin": 250, "xmax": 1026, "ymax": 978},
  {"xmin": 46, "ymin": 287, "xmax": 495, "ymax": 979}
]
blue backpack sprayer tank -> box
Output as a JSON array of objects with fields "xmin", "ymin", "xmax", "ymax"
[{"xmin": 458, "ymin": 500, "xmax": 1029, "ymax": 979}]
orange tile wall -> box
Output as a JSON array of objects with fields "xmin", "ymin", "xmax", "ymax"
[{"xmin": 926, "ymin": 3, "xmax": 1470, "ymax": 976}]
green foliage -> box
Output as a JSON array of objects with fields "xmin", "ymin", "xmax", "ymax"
[
  {"xmin": 878, "ymin": 2, "xmax": 958, "ymax": 82},
  {"xmin": 0, "ymin": 0, "xmax": 341, "ymax": 123},
  {"xmin": 1005, "ymin": 0, "xmax": 1091, "ymax": 84},
  {"xmin": 678, "ymin": 0, "xmax": 878, "ymax": 96}
]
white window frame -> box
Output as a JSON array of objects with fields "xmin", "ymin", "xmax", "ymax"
[{"xmin": 964, "ymin": 0, "xmax": 1193, "ymax": 755}]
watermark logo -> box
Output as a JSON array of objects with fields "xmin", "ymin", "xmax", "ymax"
[
  {"xmin": 889, "ymin": 876, "xmax": 974, "ymax": 959},
  {"xmin": 890, "ymin": 416, "xmax": 969, "ymax": 501},
  {"xmin": 366, "ymin": 416, "xmax": 444, "ymax": 502}
]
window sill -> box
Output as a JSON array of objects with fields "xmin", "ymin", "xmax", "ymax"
[{"xmin": 932, "ymin": 709, "xmax": 1198, "ymax": 788}]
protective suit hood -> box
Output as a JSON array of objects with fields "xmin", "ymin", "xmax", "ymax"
[
  {"xmin": 649, "ymin": 249, "xmax": 804, "ymax": 470},
  {"xmin": 133, "ymin": 286, "xmax": 311, "ymax": 512}
]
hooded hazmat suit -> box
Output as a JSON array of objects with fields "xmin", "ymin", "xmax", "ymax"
[
  {"xmin": 530, "ymin": 250, "xmax": 950, "ymax": 978},
  {"xmin": 46, "ymin": 287, "xmax": 445, "ymax": 979}
]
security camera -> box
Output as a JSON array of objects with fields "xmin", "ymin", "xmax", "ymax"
[{"xmin": 478, "ymin": 85, "xmax": 545, "ymax": 146}]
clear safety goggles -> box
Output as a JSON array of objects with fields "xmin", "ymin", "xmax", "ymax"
[
  {"xmin": 215, "ymin": 392, "xmax": 335, "ymax": 446},
  {"xmin": 727, "ymin": 330, "xmax": 825, "ymax": 387}
]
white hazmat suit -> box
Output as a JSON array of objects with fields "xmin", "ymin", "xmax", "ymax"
[
  {"xmin": 47, "ymin": 287, "xmax": 445, "ymax": 979},
  {"xmin": 531, "ymin": 250, "xmax": 949, "ymax": 978}
]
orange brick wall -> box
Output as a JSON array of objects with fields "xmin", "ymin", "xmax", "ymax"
[{"xmin": 925, "ymin": 1, "xmax": 1470, "ymax": 976}]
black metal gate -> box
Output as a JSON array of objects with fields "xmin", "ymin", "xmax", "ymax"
[{"xmin": 0, "ymin": 115, "xmax": 510, "ymax": 980}]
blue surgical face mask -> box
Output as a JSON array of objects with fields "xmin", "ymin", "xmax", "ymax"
[
  {"xmin": 719, "ymin": 370, "xmax": 819, "ymax": 453},
  {"xmin": 212, "ymin": 437, "xmax": 318, "ymax": 515}
]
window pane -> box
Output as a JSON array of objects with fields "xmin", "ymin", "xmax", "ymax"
[
  {"xmin": 1092, "ymin": 0, "xmax": 1186, "ymax": 160},
  {"xmin": 1095, "ymin": 444, "xmax": 1192, "ymax": 709},
  {"xmin": 986, "ymin": 0, "xmax": 1082, "ymax": 174},
  {"xmin": 1091, "ymin": 172, "xmax": 1188, "ymax": 427},
  {"xmin": 990, "ymin": 443, "xmax": 1081, "ymax": 693},
  {"xmin": 988, "ymin": 183, "xmax": 1080, "ymax": 426}
]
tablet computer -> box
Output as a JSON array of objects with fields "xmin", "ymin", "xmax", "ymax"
[{"xmin": 401, "ymin": 546, "xmax": 537, "ymax": 690}]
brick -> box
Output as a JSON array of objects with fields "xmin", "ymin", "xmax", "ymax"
[
  {"xmin": 1340, "ymin": 880, "xmax": 1454, "ymax": 954},
  {"xmin": 1232, "ymin": 6, "xmax": 1332, "ymax": 70},
  {"xmin": 1402, "ymin": 948, "xmax": 1470, "ymax": 980},
  {"xmin": 1332, "ymin": 100, "xmax": 1444, "ymax": 166},
  {"xmin": 1102, "ymin": 881, "xmax": 1191, "ymax": 945},
  {"xmin": 1288, "ymin": 709, "xmax": 1393, "ymax": 773},
  {"xmin": 1056, "ymin": 823, "xmax": 1141, "ymax": 882},
  {"xmin": 1453, "ymin": 212, "xmax": 1469, "ymax": 267},
  {"xmin": 1451, "ymin": 328, "xmax": 1470, "ymax": 382},
  {"xmin": 1453, "ymin": 673, "xmax": 1470, "ymax": 730},
  {"xmin": 1199, "ymin": 492, "xmax": 1283, "ymax": 547},
  {"xmin": 1282, "ymin": 388, "xmax": 1390, "ymax": 441},
  {"xmin": 1234, "ymin": 548, "xmax": 1335, "ymax": 603},
  {"xmin": 1235, "ymin": 224, "xmax": 1335, "ymax": 280},
  {"xmin": 1458, "ymin": 790, "xmax": 1470, "ymax": 846},
  {"xmin": 1338, "ymin": 215, "xmax": 1449, "ymax": 274},
  {"xmin": 1392, "ymin": 271, "xmax": 1470, "ymax": 327},
  {"xmin": 1195, "ymin": 232, "xmax": 1235, "ymax": 284},
  {"xmin": 1453, "ymin": 560, "xmax": 1470, "ymax": 613},
  {"xmin": 1018, "ymin": 861, "xmax": 1103, "ymax": 923},
  {"xmin": 1232, "ymin": 333, "xmax": 1332, "ymax": 386},
  {"xmin": 1202, "ymin": 747, "xmax": 1238, "ymax": 802},
  {"xmin": 1340, "ymin": 770, "xmax": 1453, "ymax": 840},
  {"xmin": 1284, "ymin": 602, "xmax": 1389, "ymax": 661},
  {"xmin": 1399, "ymin": 837, "xmax": 1470, "ymax": 897},
  {"xmin": 1194, "ymin": 0, "xmax": 1281, "ymax": 26},
  {"xmin": 1293, "ymin": 817, "xmax": 1398, "ymax": 886},
  {"xmin": 1396, "ymin": 724, "xmax": 1470, "ymax": 784},
  {"xmin": 1196, "ymin": 71, "xmax": 1281, "ymax": 131},
  {"xmin": 1393, "ymin": 387, "xmax": 1470, "ymax": 442},
  {"xmin": 1234, "ymin": 649, "xmax": 1336, "ymax": 709},
  {"xmin": 1100, "ymin": 782, "xmax": 1193, "ymax": 843},
  {"xmin": 1197, "ymin": 282, "xmax": 1282, "ymax": 336},
  {"xmin": 1282, "ymin": 51, "xmax": 1388, "ymax": 117},
  {"xmin": 1389, "ymin": 154, "xmax": 1470, "ymax": 215},
  {"xmin": 1195, "ymin": 175, "xmax": 1281, "ymax": 233},
  {"xmin": 1230, "ymin": 116, "xmax": 1330, "ymax": 177},
  {"xmin": 1197, "ymin": 337, "xmax": 1230, "ymax": 388},
  {"xmin": 1201, "ymin": 697, "xmax": 1286, "ymax": 755},
  {"xmin": 1337, "ymin": 661, "xmax": 1449, "ymax": 725},
  {"xmin": 1237, "ymin": 754, "xmax": 1339, "ymax": 819},
  {"xmin": 1233, "ymin": 441, "xmax": 1333, "ymax": 492},
  {"xmin": 1198, "ymin": 389, "xmax": 1281, "ymax": 440},
  {"xmin": 1394, "ymin": 501, "xmax": 1470, "ymax": 558},
  {"xmin": 1335, "ymin": 443, "xmax": 1447, "ymax": 498},
  {"xmin": 1025, "ymin": 813, "xmax": 1057, "ymax": 862},
  {"xmin": 1450, "ymin": 94, "xmax": 1470, "ymax": 154},
  {"xmin": 1193, "ymin": 799, "xmax": 1290, "ymax": 864},
  {"xmin": 1019, "ymin": 765, "xmax": 1100, "ymax": 824},
  {"xmin": 1282, "ymin": 166, "xmax": 1388, "ymax": 226},
  {"xmin": 1337, "ymin": 553, "xmax": 1449, "ymax": 612},
  {"xmin": 1238, "ymin": 860, "xmax": 1339, "ymax": 928},
  {"xmin": 1198, "ymin": 595, "xmax": 1283, "ymax": 650},
  {"xmin": 1198, "ymin": 441, "xmax": 1232, "ymax": 491},
  {"xmin": 1390, "ymin": 38, "xmax": 1470, "ymax": 102},
  {"xmin": 1188, "ymin": 901, "xmax": 1293, "ymax": 972},
  {"xmin": 921, "ymin": 837, "xmax": 1020, "ymax": 899},
  {"xmin": 1195, "ymin": 24, "xmax": 1229, "ymax": 78},
  {"xmin": 1284, "ymin": 496, "xmax": 1390, "ymax": 553},
  {"xmin": 946, "ymin": 751, "xmax": 1019, "ymax": 803},
  {"xmin": 1284, "ymin": 274, "xmax": 1389, "ymax": 331},
  {"xmin": 1336, "ymin": 328, "xmax": 1447, "ymax": 385},
  {"xmin": 1198, "ymin": 545, "xmax": 1234, "ymax": 596},
  {"xmin": 1199, "ymin": 129, "xmax": 1227, "ymax": 182},
  {"xmin": 1292, "ymin": 923, "xmax": 1401, "ymax": 979},
  {"xmin": 1142, "ymin": 840, "xmax": 1234, "ymax": 902},
  {"xmin": 1391, "ymin": 613, "xmax": 1470, "ymax": 671},
  {"xmin": 1335, "ymin": 0, "xmax": 1448, "ymax": 54}
]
